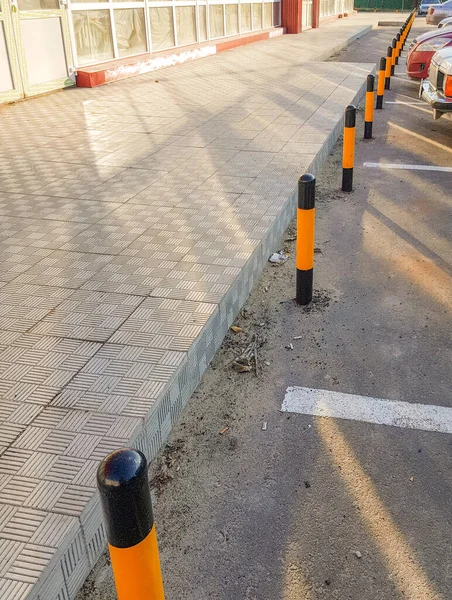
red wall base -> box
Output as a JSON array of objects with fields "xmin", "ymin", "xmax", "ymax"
[{"xmin": 76, "ymin": 28, "xmax": 286, "ymax": 88}]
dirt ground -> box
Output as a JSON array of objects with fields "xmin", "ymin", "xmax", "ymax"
[{"xmin": 78, "ymin": 21, "xmax": 452, "ymax": 600}]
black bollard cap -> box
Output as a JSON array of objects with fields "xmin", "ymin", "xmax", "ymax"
[
  {"xmin": 298, "ymin": 173, "xmax": 316, "ymax": 210},
  {"xmin": 379, "ymin": 56, "xmax": 387, "ymax": 71},
  {"xmin": 97, "ymin": 448, "xmax": 154, "ymax": 548},
  {"xmin": 344, "ymin": 104, "xmax": 356, "ymax": 129}
]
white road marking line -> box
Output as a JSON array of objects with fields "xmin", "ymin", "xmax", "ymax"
[
  {"xmin": 385, "ymin": 101, "xmax": 425, "ymax": 105},
  {"xmin": 281, "ymin": 386, "xmax": 452, "ymax": 434},
  {"xmin": 363, "ymin": 162, "xmax": 452, "ymax": 172}
]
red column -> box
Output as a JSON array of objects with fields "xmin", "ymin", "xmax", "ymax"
[
  {"xmin": 282, "ymin": 0, "xmax": 302, "ymax": 34},
  {"xmin": 312, "ymin": 0, "xmax": 320, "ymax": 28}
]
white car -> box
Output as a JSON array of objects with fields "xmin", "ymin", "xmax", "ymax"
[
  {"xmin": 437, "ymin": 15, "xmax": 452, "ymax": 26},
  {"xmin": 420, "ymin": 46, "xmax": 452, "ymax": 120},
  {"xmin": 419, "ymin": 0, "xmax": 437, "ymax": 15},
  {"xmin": 427, "ymin": 0, "xmax": 452, "ymax": 25}
]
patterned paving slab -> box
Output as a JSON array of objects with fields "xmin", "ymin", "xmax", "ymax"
[{"xmin": 0, "ymin": 16, "xmax": 374, "ymax": 600}]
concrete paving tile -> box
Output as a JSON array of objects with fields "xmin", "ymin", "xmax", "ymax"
[{"xmin": 29, "ymin": 290, "xmax": 143, "ymax": 342}]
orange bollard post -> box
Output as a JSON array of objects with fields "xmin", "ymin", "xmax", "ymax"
[
  {"xmin": 97, "ymin": 449, "xmax": 165, "ymax": 600},
  {"xmin": 342, "ymin": 105, "xmax": 356, "ymax": 192},
  {"xmin": 385, "ymin": 46, "xmax": 392, "ymax": 90},
  {"xmin": 376, "ymin": 57, "xmax": 386, "ymax": 109},
  {"xmin": 296, "ymin": 174, "xmax": 316, "ymax": 306},
  {"xmin": 395, "ymin": 33, "xmax": 401, "ymax": 64},
  {"xmin": 391, "ymin": 38, "xmax": 397, "ymax": 75},
  {"xmin": 364, "ymin": 74, "xmax": 375, "ymax": 139}
]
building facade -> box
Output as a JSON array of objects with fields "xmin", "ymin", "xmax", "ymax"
[{"xmin": 0, "ymin": 0, "xmax": 353, "ymax": 102}]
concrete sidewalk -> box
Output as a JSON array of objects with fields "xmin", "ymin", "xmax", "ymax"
[{"xmin": 0, "ymin": 15, "xmax": 379, "ymax": 600}]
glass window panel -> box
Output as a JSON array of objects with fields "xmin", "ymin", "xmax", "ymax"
[
  {"xmin": 240, "ymin": 3, "xmax": 251, "ymax": 32},
  {"xmin": 198, "ymin": 5, "xmax": 207, "ymax": 41},
  {"xmin": 225, "ymin": 4, "xmax": 238, "ymax": 35},
  {"xmin": 150, "ymin": 6, "xmax": 175, "ymax": 51},
  {"xmin": 18, "ymin": 0, "xmax": 58, "ymax": 9},
  {"xmin": 273, "ymin": 1, "xmax": 280, "ymax": 25},
  {"xmin": 209, "ymin": 4, "xmax": 224, "ymax": 39},
  {"xmin": 73, "ymin": 10, "xmax": 114, "ymax": 66},
  {"xmin": 115, "ymin": 9, "xmax": 147, "ymax": 57},
  {"xmin": 252, "ymin": 2, "xmax": 262, "ymax": 29},
  {"xmin": 263, "ymin": 2, "xmax": 271, "ymax": 27},
  {"xmin": 0, "ymin": 24, "xmax": 15, "ymax": 92},
  {"xmin": 176, "ymin": 6, "xmax": 197, "ymax": 45}
]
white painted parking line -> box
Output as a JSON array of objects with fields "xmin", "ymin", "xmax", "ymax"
[
  {"xmin": 281, "ymin": 386, "xmax": 452, "ymax": 434},
  {"xmin": 385, "ymin": 101, "xmax": 425, "ymax": 105},
  {"xmin": 363, "ymin": 162, "xmax": 452, "ymax": 173},
  {"xmin": 393, "ymin": 75, "xmax": 419, "ymax": 83}
]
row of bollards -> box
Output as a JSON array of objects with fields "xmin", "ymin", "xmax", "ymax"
[
  {"xmin": 94, "ymin": 20, "xmax": 420, "ymax": 600},
  {"xmin": 340, "ymin": 8, "xmax": 417, "ymax": 193},
  {"xmin": 297, "ymin": 8, "xmax": 417, "ymax": 306}
]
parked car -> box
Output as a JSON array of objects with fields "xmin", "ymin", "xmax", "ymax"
[
  {"xmin": 420, "ymin": 46, "xmax": 452, "ymax": 120},
  {"xmin": 427, "ymin": 0, "xmax": 452, "ymax": 25},
  {"xmin": 437, "ymin": 15, "xmax": 452, "ymax": 26},
  {"xmin": 406, "ymin": 28, "xmax": 452, "ymax": 78},
  {"xmin": 419, "ymin": 0, "xmax": 434, "ymax": 15}
]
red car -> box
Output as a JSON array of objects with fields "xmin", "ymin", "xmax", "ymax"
[{"xmin": 406, "ymin": 29, "xmax": 452, "ymax": 79}]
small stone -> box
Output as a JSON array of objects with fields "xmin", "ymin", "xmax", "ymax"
[{"xmin": 354, "ymin": 551, "xmax": 362, "ymax": 559}]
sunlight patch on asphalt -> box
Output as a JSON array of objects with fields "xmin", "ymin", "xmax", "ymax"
[{"xmin": 316, "ymin": 416, "xmax": 442, "ymax": 600}]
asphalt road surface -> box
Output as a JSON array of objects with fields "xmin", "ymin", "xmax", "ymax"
[{"xmin": 78, "ymin": 19, "xmax": 452, "ymax": 600}]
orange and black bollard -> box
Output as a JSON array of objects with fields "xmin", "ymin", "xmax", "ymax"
[
  {"xmin": 376, "ymin": 57, "xmax": 386, "ymax": 109},
  {"xmin": 385, "ymin": 46, "xmax": 392, "ymax": 90},
  {"xmin": 342, "ymin": 105, "xmax": 356, "ymax": 193},
  {"xmin": 364, "ymin": 74, "xmax": 375, "ymax": 139},
  {"xmin": 391, "ymin": 38, "xmax": 397, "ymax": 75},
  {"xmin": 97, "ymin": 448, "xmax": 165, "ymax": 600},
  {"xmin": 296, "ymin": 174, "xmax": 316, "ymax": 306},
  {"xmin": 395, "ymin": 33, "xmax": 401, "ymax": 64}
]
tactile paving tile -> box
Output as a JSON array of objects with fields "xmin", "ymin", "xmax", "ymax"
[
  {"xmin": 0, "ymin": 192, "xmax": 121, "ymax": 223},
  {"xmin": 126, "ymin": 174, "xmax": 204, "ymax": 207},
  {"xmin": 79, "ymin": 168, "xmax": 168, "ymax": 202},
  {"xmin": 81, "ymin": 255, "xmax": 177, "ymax": 296},
  {"xmin": 30, "ymin": 290, "xmax": 143, "ymax": 342},
  {"xmin": 30, "ymin": 165, "xmax": 126, "ymax": 199},
  {"xmin": 97, "ymin": 203, "xmax": 171, "ymax": 228},
  {"xmin": 59, "ymin": 224, "xmax": 148, "ymax": 255},
  {"xmin": 0, "ymin": 245, "xmax": 53, "ymax": 283},
  {"xmin": 0, "ymin": 219, "xmax": 90, "ymax": 250},
  {"xmin": 148, "ymin": 262, "xmax": 241, "ymax": 303},
  {"xmin": 0, "ymin": 284, "xmax": 74, "ymax": 332},
  {"xmin": 109, "ymin": 297, "xmax": 216, "ymax": 350},
  {"xmin": 52, "ymin": 343, "xmax": 186, "ymax": 418},
  {"xmin": 0, "ymin": 504, "xmax": 77, "ymax": 585},
  {"xmin": 51, "ymin": 343, "xmax": 185, "ymax": 410},
  {"xmin": 0, "ymin": 332, "xmax": 100, "ymax": 406},
  {"xmin": 12, "ymin": 251, "xmax": 113, "ymax": 289},
  {"xmin": 0, "ymin": 161, "xmax": 64, "ymax": 195}
]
